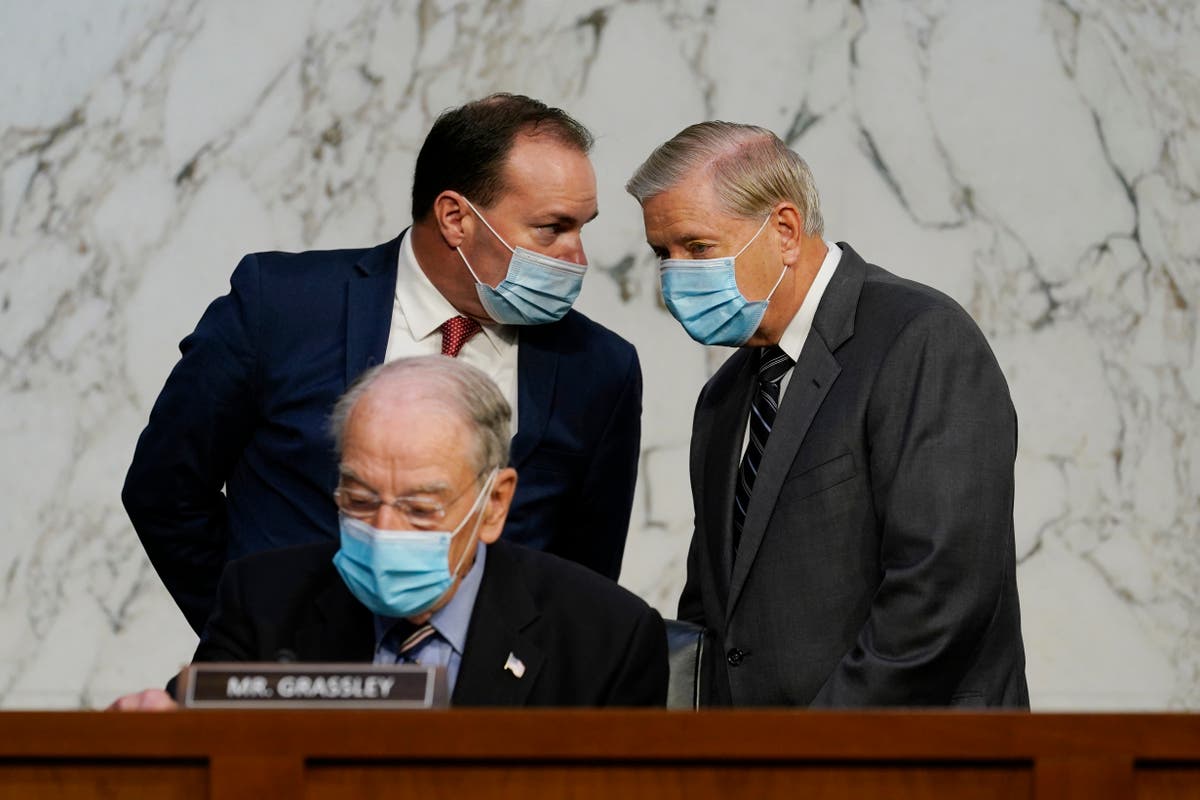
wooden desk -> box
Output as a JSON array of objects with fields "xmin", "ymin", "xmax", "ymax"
[{"xmin": 2, "ymin": 711, "xmax": 1198, "ymax": 799}]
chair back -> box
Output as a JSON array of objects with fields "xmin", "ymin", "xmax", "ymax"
[{"xmin": 664, "ymin": 619, "xmax": 710, "ymax": 709}]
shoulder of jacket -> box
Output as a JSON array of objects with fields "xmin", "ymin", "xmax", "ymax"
[
  {"xmin": 494, "ymin": 541, "xmax": 654, "ymax": 617},
  {"xmin": 238, "ymin": 244, "xmax": 377, "ymax": 276}
]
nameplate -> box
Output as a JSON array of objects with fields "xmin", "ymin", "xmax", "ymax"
[{"xmin": 176, "ymin": 663, "xmax": 449, "ymax": 709}]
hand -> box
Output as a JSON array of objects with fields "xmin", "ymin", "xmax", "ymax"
[{"xmin": 107, "ymin": 689, "xmax": 180, "ymax": 711}]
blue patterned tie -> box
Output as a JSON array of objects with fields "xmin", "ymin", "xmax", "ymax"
[
  {"xmin": 382, "ymin": 621, "xmax": 436, "ymax": 664},
  {"xmin": 732, "ymin": 346, "xmax": 794, "ymax": 553},
  {"xmin": 397, "ymin": 623, "xmax": 436, "ymax": 658}
]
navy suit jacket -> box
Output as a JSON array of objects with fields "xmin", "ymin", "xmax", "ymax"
[
  {"xmin": 680, "ymin": 244, "xmax": 1028, "ymax": 707},
  {"xmin": 186, "ymin": 539, "xmax": 668, "ymax": 707},
  {"xmin": 123, "ymin": 235, "xmax": 642, "ymax": 633}
]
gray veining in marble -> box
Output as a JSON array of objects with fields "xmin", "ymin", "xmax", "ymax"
[{"xmin": 1, "ymin": 0, "xmax": 1197, "ymax": 709}]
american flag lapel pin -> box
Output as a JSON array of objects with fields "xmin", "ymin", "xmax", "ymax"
[{"xmin": 504, "ymin": 651, "xmax": 526, "ymax": 679}]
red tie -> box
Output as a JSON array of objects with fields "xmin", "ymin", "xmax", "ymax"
[{"xmin": 440, "ymin": 315, "xmax": 482, "ymax": 357}]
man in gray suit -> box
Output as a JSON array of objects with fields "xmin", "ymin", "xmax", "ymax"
[{"xmin": 627, "ymin": 122, "xmax": 1028, "ymax": 707}]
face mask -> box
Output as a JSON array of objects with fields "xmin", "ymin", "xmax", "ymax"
[
  {"xmin": 659, "ymin": 215, "xmax": 787, "ymax": 347},
  {"xmin": 456, "ymin": 198, "xmax": 586, "ymax": 325},
  {"xmin": 333, "ymin": 469, "xmax": 497, "ymax": 618}
]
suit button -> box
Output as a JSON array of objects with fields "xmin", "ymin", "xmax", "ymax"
[{"xmin": 726, "ymin": 648, "xmax": 744, "ymax": 667}]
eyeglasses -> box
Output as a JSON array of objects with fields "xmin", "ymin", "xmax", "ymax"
[{"xmin": 333, "ymin": 471, "xmax": 486, "ymax": 528}]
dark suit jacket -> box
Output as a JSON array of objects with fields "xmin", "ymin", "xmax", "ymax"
[
  {"xmin": 679, "ymin": 243, "xmax": 1028, "ymax": 707},
  {"xmin": 123, "ymin": 235, "xmax": 642, "ymax": 633},
  {"xmin": 189, "ymin": 540, "xmax": 668, "ymax": 707}
]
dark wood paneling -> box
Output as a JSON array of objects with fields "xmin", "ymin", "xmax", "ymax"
[
  {"xmin": 306, "ymin": 762, "xmax": 1032, "ymax": 800},
  {"xmin": 0, "ymin": 711, "xmax": 1197, "ymax": 799},
  {"xmin": 0, "ymin": 761, "xmax": 206, "ymax": 800},
  {"xmin": 1138, "ymin": 765, "xmax": 1200, "ymax": 800}
]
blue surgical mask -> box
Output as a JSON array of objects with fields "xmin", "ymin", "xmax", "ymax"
[
  {"xmin": 456, "ymin": 198, "xmax": 586, "ymax": 325},
  {"xmin": 332, "ymin": 469, "xmax": 496, "ymax": 618},
  {"xmin": 659, "ymin": 215, "xmax": 787, "ymax": 347}
]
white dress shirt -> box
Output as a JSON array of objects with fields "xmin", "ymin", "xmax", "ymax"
[
  {"xmin": 383, "ymin": 231, "xmax": 519, "ymax": 420},
  {"xmin": 775, "ymin": 241, "xmax": 842, "ymax": 398},
  {"xmin": 741, "ymin": 242, "xmax": 842, "ymax": 457}
]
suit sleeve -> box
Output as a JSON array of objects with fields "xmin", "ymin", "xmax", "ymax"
[
  {"xmin": 122, "ymin": 254, "xmax": 262, "ymax": 634},
  {"xmin": 165, "ymin": 558, "xmax": 258, "ymax": 698},
  {"xmin": 190, "ymin": 558, "xmax": 259, "ymax": 664},
  {"xmin": 676, "ymin": 531, "xmax": 706, "ymax": 624},
  {"xmin": 811, "ymin": 308, "xmax": 1017, "ymax": 706},
  {"xmin": 677, "ymin": 382, "xmax": 712, "ymax": 625},
  {"xmin": 603, "ymin": 604, "xmax": 669, "ymax": 707},
  {"xmin": 555, "ymin": 347, "xmax": 642, "ymax": 581}
]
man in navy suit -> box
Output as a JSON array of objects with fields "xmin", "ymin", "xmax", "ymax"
[
  {"xmin": 111, "ymin": 357, "xmax": 667, "ymax": 710},
  {"xmin": 123, "ymin": 94, "xmax": 642, "ymax": 634}
]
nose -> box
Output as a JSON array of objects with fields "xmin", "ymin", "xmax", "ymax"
[
  {"xmin": 372, "ymin": 502, "xmax": 404, "ymax": 531},
  {"xmin": 557, "ymin": 234, "xmax": 587, "ymax": 266}
]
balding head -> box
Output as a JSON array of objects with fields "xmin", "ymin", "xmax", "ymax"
[
  {"xmin": 626, "ymin": 121, "xmax": 824, "ymax": 237},
  {"xmin": 329, "ymin": 357, "xmax": 518, "ymax": 617},
  {"xmin": 330, "ymin": 356, "xmax": 512, "ymax": 474}
]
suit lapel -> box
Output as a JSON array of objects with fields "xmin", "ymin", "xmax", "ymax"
[
  {"xmin": 726, "ymin": 341, "xmax": 840, "ymax": 621},
  {"xmin": 345, "ymin": 235, "xmax": 403, "ymax": 386},
  {"xmin": 451, "ymin": 543, "xmax": 545, "ymax": 706},
  {"xmin": 293, "ymin": 577, "xmax": 376, "ymax": 662},
  {"xmin": 509, "ymin": 324, "xmax": 559, "ymax": 469},
  {"xmin": 725, "ymin": 245, "xmax": 866, "ymax": 622},
  {"xmin": 697, "ymin": 351, "xmax": 756, "ymax": 601}
]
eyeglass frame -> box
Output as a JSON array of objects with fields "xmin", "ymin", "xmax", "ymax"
[{"xmin": 332, "ymin": 466, "xmax": 490, "ymax": 529}]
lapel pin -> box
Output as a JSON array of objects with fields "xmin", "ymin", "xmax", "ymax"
[{"xmin": 504, "ymin": 651, "xmax": 526, "ymax": 679}]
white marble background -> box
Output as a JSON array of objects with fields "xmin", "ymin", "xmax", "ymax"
[{"xmin": 1, "ymin": 0, "xmax": 1196, "ymax": 710}]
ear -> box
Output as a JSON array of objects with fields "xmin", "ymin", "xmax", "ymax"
[
  {"xmin": 432, "ymin": 191, "xmax": 472, "ymax": 248},
  {"xmin": 773, "ymin": 201, "xmax": 805, "ymax": 267},
  {"xmin": 478, "ymin": 467, "xmax": 518, "ymax": 545}
]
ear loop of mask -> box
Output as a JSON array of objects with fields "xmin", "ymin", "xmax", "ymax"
[
  {"xmin": 735, "ymin": 214, "xmax": 773, "ymax": 259},
  {"xmin": 761, "ymin": 261, "xmax": 789, "ymax": 303},
  {"xmin": 448, "ymin": 467, "xmax": 498, "ymax": 580},
  {"xmin": 456, "ymin": 198, "xmax": 514, "ymax": 287},
  {"xmin": 463, "ymin": 198, "xmax": 516, "ymax": 252},
  {"xmin": 742, "ymin": 215, "xmax": 789, "ymax": 303}
]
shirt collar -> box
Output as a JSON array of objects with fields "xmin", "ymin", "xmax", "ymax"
[
  {"xmin": 396, "ymin": 230, "xmax": 516, "ymax": 354},
  {"xmin": 776, "ymin": 241, "xmax": 841, "ymax": 362},
  {"xmin": 373, "ymin": 540, "xmax": 487, "ymax": 656}
]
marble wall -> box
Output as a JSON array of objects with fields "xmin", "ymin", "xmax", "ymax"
[{"xmin": 1, "ymin": 0, "xmax": 1196, "ymax": 710}]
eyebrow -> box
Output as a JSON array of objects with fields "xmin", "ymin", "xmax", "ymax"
[
  {"xmin": 646, "ymin": 232, "xmax": 713, "ymax": 250},
  {"xmin": 540, "ymin": 208, "xmax": 599, "ymax": 226}
]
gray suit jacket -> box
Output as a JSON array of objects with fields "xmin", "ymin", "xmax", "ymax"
[{"xmin": 679, "ymin": 244, "xmax": 1029, "ymax": 707}]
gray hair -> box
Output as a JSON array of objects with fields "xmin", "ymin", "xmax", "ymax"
[
  {"xmin": 329, "ymin": 355, "xmax": 511, "ymax": 473},
  {"xmin": 625, "ymin": 121, "xmax": 824, "ymax": 236}
]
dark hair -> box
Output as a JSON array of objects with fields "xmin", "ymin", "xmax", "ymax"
[{"xmin": 411, "ymin": 93, "xmax": 594, "ymax": 220}]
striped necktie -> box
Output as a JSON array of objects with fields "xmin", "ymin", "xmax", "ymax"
[
  {"xmin": 732, "ymin": 346, "xmax": 794, "ymax": 554},
  {"xmin": 395, "ymin": 622, "xmax": 437, "ymax": 661}
]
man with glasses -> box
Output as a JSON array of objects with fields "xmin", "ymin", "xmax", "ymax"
[
  {"xmin": 111, "ymin": 356, "xmax": 667, "ymax": 709},
  {"xmin": 123, "ymin": 94, "xmax": 642, "ymax": 635}
]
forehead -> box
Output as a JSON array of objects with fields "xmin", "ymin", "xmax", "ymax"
[
  {"xmin": 493, "ymin": 133, "xmax": 597, "ymax": 214},
  {"xmin": 340, "ymin": 391, "xmax": 476, "ymax": 488},
  {"xmin": 641, "ymin": 171, "xmax": 740, "ymax": 243}
]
